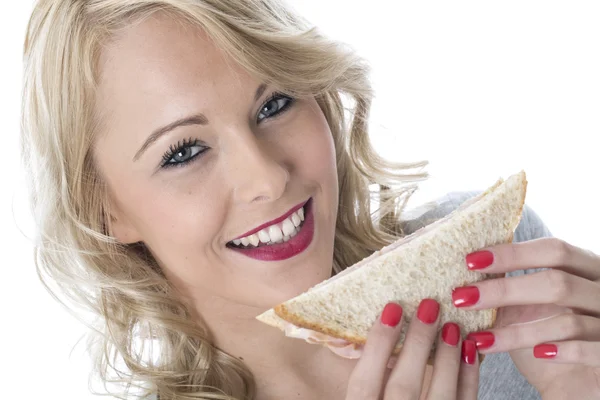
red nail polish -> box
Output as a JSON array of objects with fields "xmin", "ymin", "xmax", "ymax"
[
  {"xmin": 466, "ymin": 250, "xmax": 494, "ymax": 270},
  {"xmin": 462, "ymin": 340, "xmax": 477, "ymax": 365},
  {"xmin": 442, "ymin": 323, "xmax": 460, "ymax": 346},
  {"xmin": 534, "ymin": 344, "xmax": 558, "ymax": 359},
  {"xmin": 417, "ymin": 299, "xmax": 440, "ymax": 324},
  {"xmin": 381, "ymin": 303, "xmax": 403, "ymax": 327},
  {"xmin": 467, "ymin": 331, "xmax": 495, "ymax": 350},
  {"xmin": 452, "ymin": 286, "xmax": 480, "ymax": 307}
]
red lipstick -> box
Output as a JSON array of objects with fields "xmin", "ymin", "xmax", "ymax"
[{"xmin": 228, "ymin": 198, "xmax": 314, "ymax": 261}]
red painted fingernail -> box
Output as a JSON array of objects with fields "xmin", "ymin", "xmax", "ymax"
[
  {"xmin": 452, "ymin": 286, "xmax": 480, "ymax": 307},
  {"xmin": 381, "ymin": 303, "xmax": 403, "ymax": 327},
  {"xmin": 417, "ymin": 299, "xmax": 440, "ymax": 324},
  {"xmin": 534, "ymin": 344, "xmax": 558, "ymax": 359},
  {"xmin": 466, "ymin": 250, "xmax": 494, "ymax": 270},
  {"xmin": 462, "ymin": 340, "xmax": 477, "ymax": 365},
  {"xmin": 467, "ymin": 331, "xmax": 495, "ymax": 350},
  {"xmin": 442, "ymin": 323, "xmax": 461, "ymax": 346}
]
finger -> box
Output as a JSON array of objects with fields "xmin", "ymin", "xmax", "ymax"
[
  {"xmin": 466, "ymin": 313, "xmax": 600, "ymax": 354},
  {"xmin": 425, "ymin": 323, "xmax": 462, "ymax": 400},
  {"xmin": 346, "ymin": 302, "xmax": 404, "ymax": 400},
  {"xmin": 534, "ymin": 341, "xmax": 600, "ymax": 367},
  {"xmin": 466, "ymin": 237, "xmax": 600, "ymax": 281},
  {"xmin": 494, "ymin": 303, "xmax": 570, "ymax": 328},
  {"xmin": 457, "ymin": 340, "xmax": 480, "ymax": 400},
  {"xmin": 386, "ymin": 299, "xmax": 440, "ymax": 399},
  {"xmin": 452, "ymin": 269, "xmax": 600, "ymax": 316}
]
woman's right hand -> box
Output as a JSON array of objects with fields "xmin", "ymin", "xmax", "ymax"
[{"xmin": 345, "ymin": 299, "xmax": 480, "ymax": 400}]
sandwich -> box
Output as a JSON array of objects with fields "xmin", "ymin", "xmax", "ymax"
[{"xmin": 256, "ymin": 171, "xmax": 528, "ymax": 361}]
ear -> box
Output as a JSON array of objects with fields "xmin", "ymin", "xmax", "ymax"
[{"xmin": 104, "ymin": 201, "xmax": 142, "ymax": 244}]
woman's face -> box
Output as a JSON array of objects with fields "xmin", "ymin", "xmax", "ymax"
[{"xmin": 93, "ymin": 14, "xmax": 339, "ymax": 308}]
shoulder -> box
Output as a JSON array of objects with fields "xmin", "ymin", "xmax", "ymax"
[{"xmin": 400, "ymin": 190, "xmax": 553, "ymax": 243}]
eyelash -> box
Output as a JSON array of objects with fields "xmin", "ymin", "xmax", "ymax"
[
  {"xmin": 160, "ymin": 92, "xmax": 295, "ymax": 169},
  {"xmin": 161, "ymin": 137, "xmax": 205, "ymax": 168},
  {"xmin": 257, "ymin": 92, "xmax": 295, "ymax": 122}
]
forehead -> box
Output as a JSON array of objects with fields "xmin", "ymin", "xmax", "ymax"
[{"xmin": 95, "ymin": 13, "xmax": 255, "ymax": 122}]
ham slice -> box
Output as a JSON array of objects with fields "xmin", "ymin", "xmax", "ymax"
[
  {"xmin": 283, "ymin": 321, "xmax": 362, "ymax": 357},
  {"xmin": 284, "ymin": 321, "xmax": 399, "ymax": 368}
]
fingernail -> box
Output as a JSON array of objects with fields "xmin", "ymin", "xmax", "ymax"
[
  {"xmin": 452, "ymin": 286, "xmax": 480, "ymax": 307},
  {"xmin": 534, "ymin": 344, "xmax": 558, "ymax": 359},
  {"xmin": 381, "ymin": 303, "xmax": 403, "ymax": 327},
  {"xmin": 442, "ymin": 322, "xmax": 461, "ymax": 346},
  {"xmin": 417, "ymin": 298, "xmax": 440, "ymax": 324},
  {"xmin": 467, "ymin": 331, "xmax": 495, "ymax": 350},
  {"xmin": 462, "ymin": 340, "xmax": 477, "ymax": 365},
  {"xmin": 466, "ymin": 250, "xmax": 494, "ymax": 270}
]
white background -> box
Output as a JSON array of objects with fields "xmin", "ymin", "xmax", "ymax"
[{"xmin": 1, "ymin": 1, "xmax": 599, "ymax": 398}]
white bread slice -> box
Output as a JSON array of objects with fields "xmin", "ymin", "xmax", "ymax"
[{"xmin": 256, "ymin": 171, "xmax": 528, "ymax": 359}]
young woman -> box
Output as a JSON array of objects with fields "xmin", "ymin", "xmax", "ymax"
[{"xmin": 21, "ymin": 1, "xmax": 600, "ymax": 399}]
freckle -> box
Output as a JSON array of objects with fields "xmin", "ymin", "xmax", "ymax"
[{"xmin": 239, "ymin": 356, "xmax": 244, "ymax": 360}]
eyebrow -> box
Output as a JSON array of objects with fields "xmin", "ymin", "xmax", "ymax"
[{"xmin": 133, "ymin": 83, "xmax": 268, "ymax": 161}]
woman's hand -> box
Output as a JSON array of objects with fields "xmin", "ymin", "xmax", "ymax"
[
  {"xmin": 453, "ymin": 237, "xmax": 600, "ymax": 399},
  {"xmin": 346, "ymin": 299, "xmax": 480, "ymax": 400}
]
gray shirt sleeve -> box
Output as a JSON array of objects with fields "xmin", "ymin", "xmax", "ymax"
[{"xmin": 401, "ymin": 190, "xmax": 553, "ymax": 399}]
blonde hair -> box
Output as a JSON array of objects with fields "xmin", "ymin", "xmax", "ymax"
[{"xmin": 21, "ymin": 1, "xmax": 428, "ymax": 399}]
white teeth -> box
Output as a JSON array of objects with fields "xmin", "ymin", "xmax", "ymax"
[
  {"xmin": 268, "ymin": 225, "xmax": 283, "ymax": 243},
  {"xmin": 231, "ymin": 205, "xmax": 306, "ymax": 248},
  {"xmin": 258, "ymin": 229, "xmax": 270, "ymax": 243},
  {"xmin": 249, "ymin": 234, "xmax": 259, "ymax": 247},
  {"xmin": 282, "ymin": 218, "xmax": 295, "ymax": 236},
  {"xmin": 291, "ymin": 213, "xmax": 301, "ymax": 227}
]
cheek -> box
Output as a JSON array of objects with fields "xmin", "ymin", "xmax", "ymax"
[
  {"xmin": 287, "ymin": 105, "xmax": 339, "ymax": 242},
  {"xmin": 111, "ymin": 170, "xmax": 227, "ymax": 273},
  {"xmin": 126, "ymin": 187, "xmax": 233, "ymax": 293},
  {"xmin": 290, "ymin": 108, "xmax": 338, "ymax": 187},
  {"xmin": 136, "ymin": 182, "xmax": 225, "ymax": 248}
]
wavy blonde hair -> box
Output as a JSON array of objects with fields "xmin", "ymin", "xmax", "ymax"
[{"xmin": 21, "ymin": 0, "xmax": 428, "ymax": 399}]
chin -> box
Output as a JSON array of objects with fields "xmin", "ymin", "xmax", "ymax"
[{"xmin": 281, "ymin": 263, "xmax": 333, "ymax": 302}]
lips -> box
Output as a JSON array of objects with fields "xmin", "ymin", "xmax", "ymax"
[
  {"xmin": 229, "ymin": 205, "xmax": 305, "ymax": 248},
  {"xmin": 227, "ymin": 198, "xmax": 315, "ymax": 261},
  {"xmin": 232, "ymin": 200, "xmax": 307, "ymax": 239}
]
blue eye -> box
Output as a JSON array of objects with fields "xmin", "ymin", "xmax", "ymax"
[
  {"xmin": 159, "ymin": 93, "xmax": 294, "ymax": 170},
  {"xmin": 257, "ymin": 93, "xmax": 294, "ymax": 122},
  {"xmin": 161, "ymin": 138, "xmax": 207, "ymax": 168}
]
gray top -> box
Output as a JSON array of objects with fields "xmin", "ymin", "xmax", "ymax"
[{"xmin": 401, "ymin": 190, "xmax": 551, "ymax": 400}]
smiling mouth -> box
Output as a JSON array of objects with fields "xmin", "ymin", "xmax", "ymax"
[{"xmin": 226, "ymin": 204, "xmax": 307, "ymax": 249}]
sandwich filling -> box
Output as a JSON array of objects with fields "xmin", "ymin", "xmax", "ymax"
[{"xmin": 283, "ymin": 322, "xmax": 364, "ymax": 358}]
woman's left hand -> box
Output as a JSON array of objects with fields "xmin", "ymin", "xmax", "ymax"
[{"xmin": 451, "ymin": 237, "xmax": 600, "ymax": 399}]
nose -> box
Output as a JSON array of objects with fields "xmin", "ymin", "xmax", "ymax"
[{"xmin": 225, "ymin": 133, "xmax": 289, "ymax": 205}]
